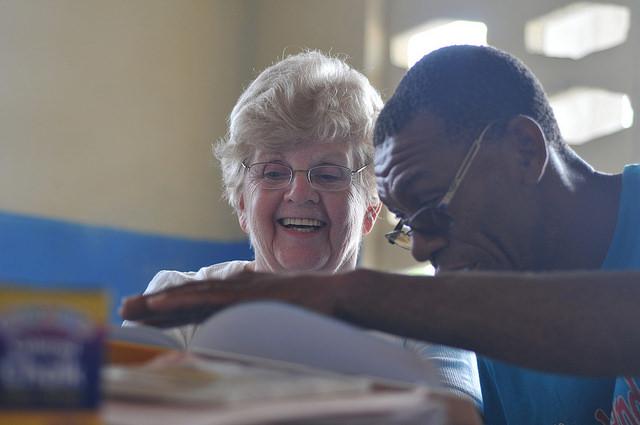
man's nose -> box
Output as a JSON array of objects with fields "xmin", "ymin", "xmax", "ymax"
[
  {"xmin": 285, "ymin": 171, "xmax": 320, "ymax": 204},
  {"xmin": 410, "ymin": 232, "xmax": 448, "ymax": 263}
]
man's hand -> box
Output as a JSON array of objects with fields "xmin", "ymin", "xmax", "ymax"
[{"xmin": 119, "ymin": 270, "xmax": 356, "ymax": 327}]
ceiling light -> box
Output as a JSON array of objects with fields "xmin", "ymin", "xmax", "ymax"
[
  {"xmin": 550, "ymin": 87, "xmax": 633, "ymax": 145},
  {"xmin": 391, "ymin": 20, "xmax": 488, "ymax": 69},
  {"xmin": 526, "ymin": 2, "xmax": 630, "ymax": 59}
]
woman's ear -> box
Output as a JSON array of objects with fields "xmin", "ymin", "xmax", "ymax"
[
  {"xmin": 237, "ymin": 195, "xmax": 249, "ymax": 234},
  {"xmin": 504, "ymin": 115, "xmax": 549, "ymax": 184},
  {"xmin": 362, "ymin": 202, "xmax": 382, "ymax": 235}
]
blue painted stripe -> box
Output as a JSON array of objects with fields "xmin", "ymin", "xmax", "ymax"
[{"xmin": 0, "ymin": 210, "xmax": 252, "ymax": 323}]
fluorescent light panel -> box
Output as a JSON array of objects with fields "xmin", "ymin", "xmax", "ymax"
[
  {"xmin": 526, "ymin": 2, "xmax": 630, "ymax": 59},
  {"xmin": 391, "ymin": 19, "xmax": 488, "ymax": 69},
  {"xmin": 550, "ymin": 87, "xmax": 633, "ymax": 145}
]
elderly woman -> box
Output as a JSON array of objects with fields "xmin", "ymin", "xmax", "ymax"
[
  {"xmin": 124, "ymin": 51, "xmax": 481, "ymax": 415},
  {"xmin": 218, "ymin": 51, "xmax": 381, "ymax": 276}
]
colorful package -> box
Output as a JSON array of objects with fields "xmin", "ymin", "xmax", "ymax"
[{"xmin": 0, "ymin": 287, "xmax": 108, "ymax": 425}]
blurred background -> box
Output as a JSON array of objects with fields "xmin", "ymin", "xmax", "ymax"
[{"xmin": 1, "ymin": 0, "xmax": 638, "ymax": 322}]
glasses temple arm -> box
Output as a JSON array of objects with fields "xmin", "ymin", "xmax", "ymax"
[{"xmin": 439, "ymin": 123, "xmax": 493, "ymax": 207}]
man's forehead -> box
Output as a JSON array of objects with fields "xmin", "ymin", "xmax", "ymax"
[
  {"xmin": 375, "ymin": 114, "xmax": 455, "ymax": 170},
  {"xmin": 375, "ymin": 150, "xmax": 445, "ymax": 216},
  {"xmin": 381, "ymin": 172, "xmax": 441, "ymax": 214},
  {"xmin": 374, "ymin": 112, "xmax": 465, "ymax": 213}
]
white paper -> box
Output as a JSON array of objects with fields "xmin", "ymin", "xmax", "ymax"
[{"xmin": 189, "ymin": 302, "xmax": 440, "ymax": 386}]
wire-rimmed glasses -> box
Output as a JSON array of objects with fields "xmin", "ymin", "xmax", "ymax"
[{"xmin": 241, "ymin": 161, "xmax": 367, "ymax": 192}]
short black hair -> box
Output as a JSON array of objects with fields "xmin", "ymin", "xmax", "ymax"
[{"xmin": 374, "ymin": 45, "xmax": 563, "ymax": 149}]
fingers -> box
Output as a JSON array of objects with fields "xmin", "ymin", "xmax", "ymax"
[
  {"xmin": 120, "ymin": 290, "xmax": 231, "ymax": 327},
  {"xmin": 118, "ymin": 271, "xmax": 326, "ymax": 327},
  {"xmin": 132, "ymin": 304, "xmax": 222, "ymax": 328},
  {"xmin": 119, "ymin": 277, "xmax": 268, "ymax": 324},
  {"xmin": 119, "ymin": 294, "xmax": 153, "ymax": 321},
  {"xmin": 144, "ymin": 287, "xmax": 227, "ymax": 311}
]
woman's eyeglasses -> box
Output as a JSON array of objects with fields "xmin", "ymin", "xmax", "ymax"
[
  {"xmin": 385, "ymin": 122, "xmax": 494, "ymax": 250},
  {"xmin": 242, "ymin": 161, "xmax": 367, "ymax": 192}
]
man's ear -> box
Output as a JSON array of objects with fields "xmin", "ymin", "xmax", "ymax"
[
  {"xmin": 237, "ymin": 194, "xmax": 249, "ymax": 234},
  {"xmin": 504, "ymin": 115, "xmax": 548, "ymax": 184},
  {"xmin": 362, "ymin": 202, "xmax": 382, "ymax": 235}
]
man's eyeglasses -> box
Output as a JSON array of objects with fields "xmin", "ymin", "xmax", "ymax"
[
  {"xmin": 241, "ymin": 161, "xmax": 367, "ymax": 192},
  {"xmin": 385, "ymin": 122, "xmax": 494, "ymax": 250}
]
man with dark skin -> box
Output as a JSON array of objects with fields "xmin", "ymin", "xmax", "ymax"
[{"xmin": 122, "ymin": 46, "xmax": 640, "ymax": 424}]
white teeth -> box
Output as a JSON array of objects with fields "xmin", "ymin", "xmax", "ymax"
[
  {"xmin": 280, "ymin": 218, "xmax": 325, "ymax": 227},
  {"xmin": 278, "ymin": 218, "xmax": 325, "ymax": 232}
]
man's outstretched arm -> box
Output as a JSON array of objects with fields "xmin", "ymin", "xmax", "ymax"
[{"xmin": 120, "ymin": 268, "xmax": 640, "ymax": 376}]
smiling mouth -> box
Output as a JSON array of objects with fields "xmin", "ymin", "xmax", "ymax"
[{"xmin": 277, "ymin": 218, "xmax": 327, "ymax": 233}]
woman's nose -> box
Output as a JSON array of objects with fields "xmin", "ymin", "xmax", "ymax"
[
  {"xmin": 410, "ymin": 232, "xmax": 448, "ymax": 263},
  {"xmin": 285, "ymin": 172, "xmax": 320, "ymax": 204}
]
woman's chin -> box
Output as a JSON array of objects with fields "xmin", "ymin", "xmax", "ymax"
[{"xmin": 275, "ymin": 253, "xmax": 331, "ymax": 273}]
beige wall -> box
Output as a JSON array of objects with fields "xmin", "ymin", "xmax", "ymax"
[
  {"xmin": 252, "ymin": 0, "xmax": 367, "ymax": 70},
  {"xmin": 0, "ymin": 0, "xmax": 252, "ymax": 240}
]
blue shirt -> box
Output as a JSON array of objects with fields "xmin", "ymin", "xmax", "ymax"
[
  {"xmin": 601, "ymin": 165, "xmax": 640, "ymax": 425},
  {"xmin": 479, "ymin": 165, "xmax": 640, "ymax": 425}
]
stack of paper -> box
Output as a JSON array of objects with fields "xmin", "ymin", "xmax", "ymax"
[
  {"xmin": 105, "ymin": 302, "xmax": 445, "ymax": 425},
  {"xmin": 103, "ymin": 352, "xmax": 442, "ymax": 425}
]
